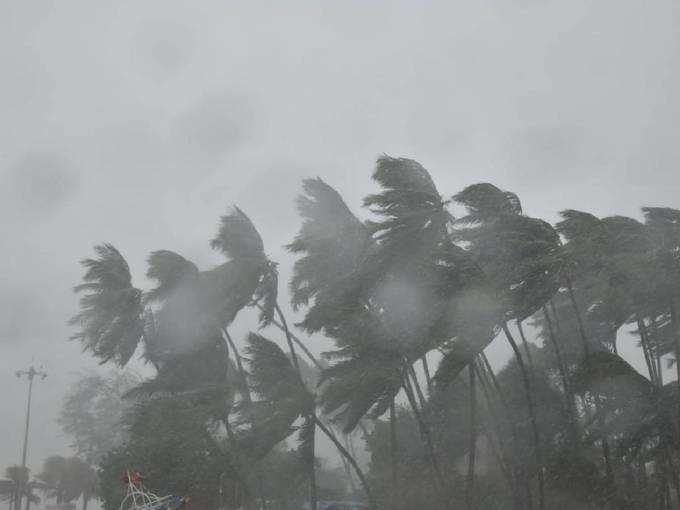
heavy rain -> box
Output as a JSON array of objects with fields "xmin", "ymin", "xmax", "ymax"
[{"xmin": 2, "ymin": 2, "xmax": 680, "ymax": 510}]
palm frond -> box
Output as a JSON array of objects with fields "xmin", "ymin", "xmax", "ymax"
[
  {"xmin": 253, "ymin": 261, "xmax": 279, "ymax": 327},
  {"xmin": 296, "ymin": 415, "xmax": 316, "ymax": 470},
  {"xmin": 364, "ymin": 155, "xmax": 450, "ymax": 260},
  {"xmin": 453, "ymin": 183, "xmax": 522, "ymax": 224},
  {"xmin": 433, "ymin": 289, "xmax": 501, "ymax": 388},
  {"xmin": 70, "ymin": 244, "xmax": 145, "ymax": 366},
  {"xmin": 556, "ymin": 209, "xmax": 604, "ymax": 245},
  {"xmin": 210, "ymin": 206, "xmax": 265, "ymax": 261},
  {"xmin": 234, "ymin": 333, "xmax": 314, "ymax": 458},
  {"xmin": 202, "ymin": 258, "xmax": 268, "ymax": 326},
  {"xmin": 145, "ymin": 250, "xmax": 199, "ymax": 303},
  {"xmin": 318, "ymin": 349, "xmax": 403, "ymax": 433},
  {"xmin": 571, "ymin": 350, "xmax": 654, "ymax": 396},
  {"xmin": 288, "ymin": 177, "xmax": 372, "ymax": 309}
]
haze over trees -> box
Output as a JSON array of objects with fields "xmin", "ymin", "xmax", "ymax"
[{"xmin": 68, "ymin": 155, "xmax": 680, "ymax": 510}]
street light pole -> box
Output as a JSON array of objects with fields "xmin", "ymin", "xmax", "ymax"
[{"xmin": 14, "ymin": 366, "xmax": 47, "ymax": 510}]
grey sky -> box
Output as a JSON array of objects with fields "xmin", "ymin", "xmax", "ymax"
[{"xmin": 1, "ymin": 0, "xmax": 680, "ymax": 478}]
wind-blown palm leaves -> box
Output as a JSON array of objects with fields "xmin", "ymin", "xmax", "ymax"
[
  {"xmin": 317, "ymin": 313, "xmax": 405, "ymax": 433},
  {"xmin": 570, "ymin": 350, "xmax": 679, "ymax": 504},
  {"xmin": 289, "ymin": 159, "xmax": 463, "ymax": 430},
  {"xmin": 72, "ymin": 207, "xmax": 277, "ymax": 373},
  {"xmin": 287, "ymin": 175, "xmax": 394, "ymax": 430},
  {"xmin": 237, "ymin": 333, "xmax": 315, "ymax": 459},
  {"xmin": 435, "ymin": 182, "xmax": 561, "ymax": 389},
  {"xmin": 287, "ymin": 177, "xmax": 374, "ymax": 334},
  {"xmin": 71, "ymin": 154, "xmax": 680, "ymax": 510},
  {"xmin": 288, "ymin": 177, "xmax": 373, "ymax": 310},
  {"xmin": 289, "ymin": 157, "xmax": 491, "ymax": 510},
  {"xmin": 454, "ymin": 183, "xmax": 562, "ymax": 322},
  {"xmin": 556, "ymin": 212, "xmax": 654, "ymax": 351},
  {"xmin": 451, "ymin": 183, "xmax": 568, "ymax": 510},
  {"xmin": 69, "ymin": 244, "xmax": 145, "ymax": 366},
  {"xmin": 71, "ymin": 207, "xmax": 286, "ymax": 510},
  {"xmin": 364, "ymin": 156, "xmax": 451, "ymax": 264},
  {"xmin": 238, "ymin": 331, "xmax": 375, "ymax": 509}
]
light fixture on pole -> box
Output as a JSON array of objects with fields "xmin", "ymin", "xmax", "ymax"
[{"xmin": 14, "ymin": 365, "xmax": 47, "ymax": 510}]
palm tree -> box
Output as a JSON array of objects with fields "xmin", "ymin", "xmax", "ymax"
[
  {"xmin": 451, "ymin": 182, "xmax": 566, "ymax": 510},
  {"xmin": 2, "ymin": 466, "xmax": 40, "ymax": 510},
  {"xmin": 289, "ymin": 158, "xmax": 475, "ymax": 508},
  {"xmin": 239, "ymin": 333, "xmax": 374, "ymax": 509},
  {"xmin": 68, "ymin": 155, "xmax": 680, "ymax": 510},
  {"xmin": 642, "ymin": 207, "xmax": 680, "ymax": 419},
  {"xmin": 72, "ymin": 204, "xmax": 370, "ymax": 510},
  {"xmin": 548, "ymin": 210, "xmax": 675, "ymax": 505},
  {"xmin": 36, "ymin": 457, "xmax": 97, "ymax": 510},
  {"xmin": 69, "ymin": 244, "xmax": 145, "ymax": 365}
]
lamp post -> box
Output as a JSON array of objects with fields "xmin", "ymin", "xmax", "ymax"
[{"xmin": 14, "ymin": 366, "xmax": 47, "ymax": 510}]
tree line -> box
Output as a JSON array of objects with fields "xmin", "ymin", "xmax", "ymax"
[
  {"xmin": 1, "ymin": 457, "xmax": 97, "ymax": 510},
  {"xmin": 68, "ymin": 155, "xmax": 680, "ymax": 510}
]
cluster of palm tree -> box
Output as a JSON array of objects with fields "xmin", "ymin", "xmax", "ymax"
[
  {"xmin": 1, "ymin": 458, "xmax": 97, "ymax": 510},
  {"xmin": 70, "ymin": 155, "xmax": 680, "ymax": 510},
  {"xmin": 1, "ymin": 466, "xmax": 41, "ymax": 510}
]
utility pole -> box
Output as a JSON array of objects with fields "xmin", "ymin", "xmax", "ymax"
[{"xmin": 14, "ymin": 366, "xmax": 47, "ymax": 510}]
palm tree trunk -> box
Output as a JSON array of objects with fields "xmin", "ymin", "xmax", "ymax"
[
  {"xmin": 467, "ymin": 365, "xmax": 477, "ymax": 510},
  {"xmin": 669, "ymin": 298, "xmax": 680, "ymax": 422},
  {"xmin": 422, "ymin": 355, "xmax": 433, "ymax": 395},
  {"xmin": 82, "ymin": 495, "xmax": 89, "ymax": 510},
  {"xmin": 502, "ymin": 323, "xmax": 545, "ymax": 510},
  {"xmin": 480, "ymin": 354, "xmax": 504, "ymax": 403},
  {"xmin": 543, "ymin": 306, "xmax": 579, "ymax": 446},
  {"xmin": 313, "ymin": 417, "xmax": 375, "ymax": 508},
  {"xmin": 549, "ymin": 299, "xmax": 562, "ymax": 333},
  {"xmin": 257, "ymin": 303, "xmax": 325, "ymax": 371},
  {"xmin": 651, "ymin": 317, "xmax": 664, "ymax": 387},
  {"xmin": 402, "ymin": 377, "xmax": 452, "ymax": 509},
  {"xmin": 390, "ymin": 399, "xmax": 399, "ymax": 510},
  {"xmin": 222, "ymin": 328, "xmax": 252, "ymax": 404},
  {"xmin": 475, "ymin": 362, "xmax": 523, "ymax": 510},
  {"xmin": 479, "ymin": 352, "xmax": 531, "ymax": 510},
  {"xmin": 275, "ymin": 304, "xmax": 301, "ymax": 371},
  {"xmin": 340, "ymin": 433, "xmax": 359, "ymax": 494},
  {"xmin": 408, "ymin": 365, "xmax": 427, "ymax": 411},
  {"xmin": 310, "ymin": 424, "xmax": 318, "ymax": 510},
  {"xmin": 516, "ymin": 320, "xmax": 535, "ymax": 372},
  {"xmin": 564, "ymin": 276, "xmax": 616, "ymax": 492},
  {"xmin": 639, "ymin": 317, "xmax": 659, "ymax": 385},
  {"xmin": 274, "ymin": 304, "xmax": 318, "ymax": 510},
  {"xmin": 564, "ymin": 276, "xmax": 590, "ymax": 355},
  {"xmin": 661, "ymin": 444, "xmax": 680, "ymax": 510}
]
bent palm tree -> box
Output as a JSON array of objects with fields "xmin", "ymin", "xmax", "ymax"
[{"xmin": 452, "ymin": 182, "xmax": 566, "ymax": 510}]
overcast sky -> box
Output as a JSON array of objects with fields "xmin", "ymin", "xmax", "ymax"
[{"xmin": 2, "ymin": 0, "xmax": 680, "ymax": 476}]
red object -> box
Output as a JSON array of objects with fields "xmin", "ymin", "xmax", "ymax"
[{"xmin": 121, "ymin": 471, "xmax": 143, "ymax": 486}]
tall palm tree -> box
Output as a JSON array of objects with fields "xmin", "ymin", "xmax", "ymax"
[
  {"xmin": 2, "ymin": 466, "xmax": 40, "ymax": 510},
  {"xmin": 69, "ymin": 244, "xmax": 145, "ymax": 365},
  {"xmin": 642, "ymin": 207, "xmax": 680, "ymax": 419},
  {"xmin": 451, "ymin": 182, "xmax": 570, "ymax": 510},
  {"xmin": 553, "ymin": 210, "xmax": 667, "ymax": 504},
  {"xmin": 239, "ymin": 333, "xmax": 374, "ymax": 509},
  {"xmin": 289, "ymin": 158, "xmax": 478, "ymax": 508}
]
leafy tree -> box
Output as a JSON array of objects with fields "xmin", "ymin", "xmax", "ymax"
[
  {"xmin": 37, "ymin": 456, "xmax": 97, "ymax": 509},
  {"xmin": 58, "ymin": 370, "xmax": 141, "ymax": 466},
  {"xmin": 99, "ymin": 396, "xmax": 230, "ymax": 510},
  {"xmin": 69, "ymin": 154, "xmax": 680, "ymax": 510},
  {"xmin": 2, "ymin": 466, "xmax": 41, "ymax": 510}
]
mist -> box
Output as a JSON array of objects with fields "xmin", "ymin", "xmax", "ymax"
[{"xmin": 2, "ymin": 1, "xmax": 680, "ymax": 510}]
